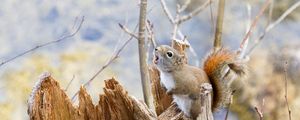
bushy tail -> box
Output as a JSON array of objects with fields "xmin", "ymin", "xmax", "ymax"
[{"xmin": 203, "ymin": 48, "xmax": 245, "ymax": 111}]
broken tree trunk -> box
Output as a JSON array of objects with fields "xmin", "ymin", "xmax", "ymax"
[{"xmin": 28, "ymin": 72, "xmax": 156, "ymax": 120}]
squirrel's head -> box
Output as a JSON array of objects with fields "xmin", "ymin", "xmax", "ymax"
[{"xmin": 153, "ymin": 45, "xmax": 184, "ymax": 72}]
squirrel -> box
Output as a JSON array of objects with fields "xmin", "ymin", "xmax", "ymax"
[{"xmin": 153, "ymin": 45, "xmax": 245, "ymax": 119}]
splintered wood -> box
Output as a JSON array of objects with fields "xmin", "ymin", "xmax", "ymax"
[
  {"xmin": 28, "ymin": 73, "xmax": 155, "ymax": 120},
  {"xmin": 149, "ymin": 65, "xmax": 172, "ymax": 115}
]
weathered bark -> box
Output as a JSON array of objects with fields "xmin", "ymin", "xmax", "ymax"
[
  {"xmin": 149, "ymin": 65, "xmax": 172, "ymax": 115},
  {"xmin": 28, "ymin": 73, "xmax": 156, "ymax": 120},
  {"xmin": 137, "ymin": 0, "xmax": 152, "ymax": 107},
  {"xmin": 197, "ymin": 83, "xmax": 213, "ymax": 120},
  {"xmin": 28, "ymin": 73, "xmax": 79, "ymax": 120},
  {"xmin": 214, "ymin": 0, "xmax": 225, "ymax": 51},
  {"xmin": 158, "ymin": 103, "xmax": 185, "ymax": 120}
]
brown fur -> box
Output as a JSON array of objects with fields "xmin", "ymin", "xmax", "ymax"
[
  {"xmin": 154, "ymin": 45, "xmax": 245, "ymax": 118},
  {"xmin": 203, "ymin": 48, "xmax": 245, "ymax": 111}
]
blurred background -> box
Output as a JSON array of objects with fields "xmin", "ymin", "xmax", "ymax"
[{"xmin": 0, "ymin": 0, "xmax": 299, "ymax": 120}]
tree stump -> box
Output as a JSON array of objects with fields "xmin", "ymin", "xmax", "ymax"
[{"xmin": 28, "ymin": 72, "xmax": 156, "ymax": 120}]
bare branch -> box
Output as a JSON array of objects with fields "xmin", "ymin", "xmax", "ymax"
[
  {"xmin": 253, "ymin": 98, "xmax": 265, "ymax": 120},
  {"xmin": 160, "ymin": 0, "xmax": 175, "ymax": 24},
  {"xmin": 213, "ymin": 0, "xmax": 225, "ymax": 51},
  {"xmin": 119, "ymin": 23, "xmax": 138, "ymax": 39},
  {"xmin": 284, "ymin": 61, "xmax": 292, "ymax": 120},
  {"xmin": 238, "ymin": 3, "xmax": 251, "ymax": 59},
  {"xmin": 176, "ymin": 0, "xmax": 212, "ymax": 24},
  {"xmin": 171, "ymin": 4, "xmax": 181, "ymax": 40},
  {"xmin": 225, "ymin": 90, "xmax": 235, "ymax": 120},
  {"xmin": 119, "ymin": 6, "xmax": 157, "ymax": 46},
  {"xmin": 254, "ymin": 107, "xmax": 263, "ymax": 120},
  {"xmin": 65, "ymin": 75, "xmax": 75, "ymax": 91},
  {"xmin": 267, "ymin": 0, "xmax": 274, "ymax": 25},
  {"xmin": 80, "ymin": 4, "xmax": 156, "ymax": 105},
  {"xmin": 159, "ymin": 0, "xmax": 211, "ymax": 66},
  {"xmin": 146, "ymin": 20, "xmax": 157, "ymax": 47},
  {"xmin": 247, "ymin": 1, "xmax": 300, "ymax": 55},
  {"xmin": 267, "ymin": 1, "xmax": 300, "ymax": 32},
  {"xmin": 178, "ymin": 0, "xmax": 191, "ymax": 13},
  {"xmin": 137, "ymin": 0, "xmax": 152, "ymax": 108},
  {"xmin": 239, "ymin": 0, "xmax": 271, "ymax": 53},
  {"xmin": 209, "ymin": 1, "xmax": 215, "ymax": 39},
  {"xmin": 71, "ymin": 27, "xmax": 136, "ymax": 101},
  {"xmin": 0, "ymin": 16, "xmax": 85, "ymax": 68},
  {"xmin": 160, "ymin": 0, "xmax": 211, "ymax": 37},
  {"xmin": 71, "ymin": 21, "xmax": 139, "ymax": 102}
]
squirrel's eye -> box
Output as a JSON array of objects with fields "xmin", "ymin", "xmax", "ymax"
[{"xmin": 166, "ymin": 51, "xmax": 173, "ymax": 58}]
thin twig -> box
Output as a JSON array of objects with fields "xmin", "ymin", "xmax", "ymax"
[
  {"xmin": 72, "ymin": 16, "xmax": 79, "ymax": 29},
  {"xmin": 284, "ymin": 61, "xmax": 292, "ymax": 120},
  {"xmin": 71, "ymin": 27, "xmax": 136, "ymax": 101},
  {"xmin": 209, "ymin": 1, "xmax": 215, "ymax": 40},
  {"xmin": 146, "ymin": 20, "xmax": 157, "ymax": 47},
  {"xmin": 213, "ymin": 0, "xmax": 225, "ymax": 51},
  {"xmin": 225, "ymin": 90, "xmax": 235, "ymax": 120},
  {"xmin": 172, "ymin": 4, "xmax": 181, "ymax": 40},
  {"xmin": 119, "ymin": 5, "xmax": 156, "ymax": 43},
  {"xmin": 160, "ymin": 0, "xmax": 175, "ymax": 24},
  {"xmin": 65, "ymin": 75, "xmax": 75, "ymax": 91},
  {"xmin": 71, "ymin": 4, "xmax": 158, "ymax": 102},
  {"xmin": 247, "ymin": 1, "xmax": 300, "ymax": 55},
  {"xmin": 119, "ymin": 23, "xmax": 138, "ymax": 39},
  {"xmin": 159, "ymin": 0, "xmax": 210, "ymax": 66},
  {"xmin": 267, "ymin": 0, "xmax": 274, "ymax": 26},
  {"xmin": 71, "ymin": 21, "xmax": 138, "ymax": 101},
  {"xmin": 176, "ymin": 0, "xmax": 212, "ymax": 24},
  {"xmin": 254, "ymin": 98, "xmax": 265, "ymax": 120},
  {"xmin": 239, "ymin": 0, "xmax": 271, "ymax": 53},
  {"xmin": 0, "ymin": 16, "xmax": 85, "ymax": 68},
  {"xmin": 254, "ymin": 107, "xmax": 263, "ymax": 120},
  {"xmin": 238, "ymin": 3, "xmax": 251, "ymax": 59},
  {"xmin": 178, "ymin": 0, "xmax": 191, "ymax": 13},
  {"xmin": 83, "ymin": 42, "xmax": 128, "ymax": 87}
]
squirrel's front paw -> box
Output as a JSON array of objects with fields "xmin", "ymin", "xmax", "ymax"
[{"xmin": 189, "ymin": 93, "xmax": 200, "ymax": 100}]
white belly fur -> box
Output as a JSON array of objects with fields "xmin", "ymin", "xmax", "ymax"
[
  {"xmin": 173, "ymin": 95, "xmax": 192, "ymax": 116},
  {"xmin": 160, "ymin": 72, "xmax": 175, "ymax": 91},
  {"xmin": 160, "ymin": 72, "xmax": 192, "ymax": 116}
]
